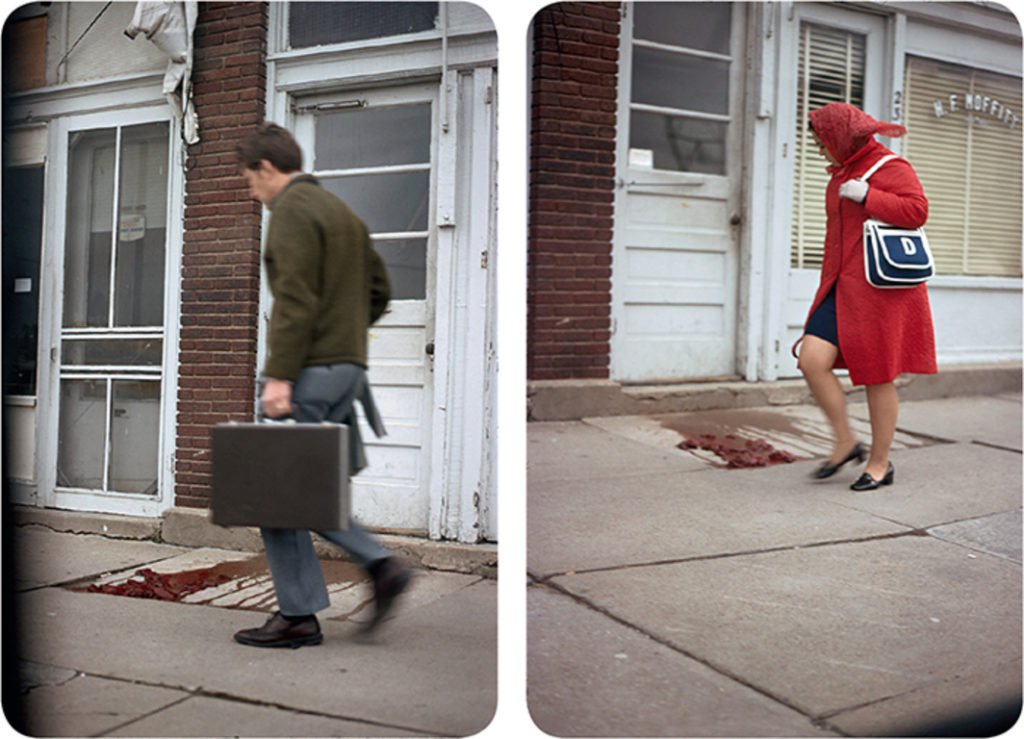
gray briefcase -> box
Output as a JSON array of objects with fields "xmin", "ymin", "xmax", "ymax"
[{"xmin": 210, "ymin": 421, "xmax": 351, "ymax": 530}]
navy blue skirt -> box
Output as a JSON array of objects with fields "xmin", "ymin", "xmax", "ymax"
[{"xmin": 805, "ymin": 288, "xmax": 839, "ymax": 348}]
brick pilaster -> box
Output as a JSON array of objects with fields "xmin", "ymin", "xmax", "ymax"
[
  {"xmin": 176, "ymin": 2, "xmax": 268, "ymax": 509},
  {"xmin": 528, "ymin": 2, "xmax": 620, "ymax": 380}
]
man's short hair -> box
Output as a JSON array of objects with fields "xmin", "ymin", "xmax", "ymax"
[{"xmin": 236, "ymin": 122, "xmax": 303, "ymax": 173}]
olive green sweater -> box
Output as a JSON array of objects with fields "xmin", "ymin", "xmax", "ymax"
[{"xmin": 263, "ymin": 175, "xmax": 390, "ymax": 381}]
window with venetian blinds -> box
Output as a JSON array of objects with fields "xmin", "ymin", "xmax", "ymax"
[
  {"xmin": 791, "ymin": 23, "xmax": 866, "ymax": 269},
  {"xmin": 903, "ymin": 56, "xmax": 1022, "ymax": 277}
]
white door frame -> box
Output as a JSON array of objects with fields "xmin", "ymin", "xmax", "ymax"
[
  {"xmin": 36, "ymin": 104, "xmax": 183, "ymax": 517},
  {"xmin": 760, "ymin": 2, "xmax": 892, "ymax": 381},
  {"xmin": 266, "ymin": 73, "xmax": 496, "ymax": 542},
  {"xmin": 611, "ymin": 3, "xmax": 747, "ymax": 382}
]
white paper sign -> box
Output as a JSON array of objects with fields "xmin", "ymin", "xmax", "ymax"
[
  {"xmin": 629, "ymin": 148, "xmax": 654, "ymax": 169},
  {"xmin": 120, "ymin": 213, "xmax": 147, "ymax": 242},
  {"xmin": 13, "ymin": 278, "xmax": 32, "ymax": 294}
]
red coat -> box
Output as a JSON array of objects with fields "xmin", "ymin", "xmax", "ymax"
[{"xmin": 804, "ymin": 107, "xmax": 938, "ymax": 386}]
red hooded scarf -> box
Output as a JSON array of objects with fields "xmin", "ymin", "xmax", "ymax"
[
  {"xmin": 809, "ymin": 103, "xmax": 907, "ymax": 165},
  {"xmin": 801, "ymin": 103, "xmax": 937, "ymax": 386}
]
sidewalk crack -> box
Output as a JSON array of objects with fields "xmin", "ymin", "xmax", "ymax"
[
  {"xmin": 971, "ymin": 440, "xmax": 1023, "ymax": 454},
  {"xmin": 536, "ymin": 580, "xmax": 849, "ymax": 737},
  {"xmin": 532, "ymin": 529, "xmax": 925, "ymax": 582}
]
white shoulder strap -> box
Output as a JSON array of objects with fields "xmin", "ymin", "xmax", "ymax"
[{"xmin": 858, "ymin": 154, "xmax": 901, "ymax": 182}]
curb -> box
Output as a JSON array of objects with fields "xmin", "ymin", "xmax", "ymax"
[
  {"xmin": 527, "ymin": 363, "xmax": 1022, "ymax": 421},
  {"xmin": 14, "ymin": 506, "xmax": 497, "ymax": 578}
]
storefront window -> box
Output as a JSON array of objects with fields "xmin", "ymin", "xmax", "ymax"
[
  {"xmin": 903, "ymin": 56, "xmax": 1022, "ymax": 277},
  {"xmin": 791, "ymin": 23, "xmax": 866, "ymax": 269},
  {"xmin": 2, "ymin": 165, "xmax": 44, "ymax": 395},
  {"xmin": 289, "ymin": 2, "xmax": 438, "ymax": 49}
]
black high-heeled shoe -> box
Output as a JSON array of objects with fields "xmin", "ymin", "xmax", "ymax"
[
  {"xmin": 811, "ymin": 442, "xmax": 866, "ymax": 479},
  {"xmin": 850, "ymin": 462, "xmax": 895, "ymax": 491}
]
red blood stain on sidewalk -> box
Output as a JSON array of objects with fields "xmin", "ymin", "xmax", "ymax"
[
  {"xmin": 677, "ymin": 433, "xmax": 797, "ymax": 469},
  {"xmin": 82, "ymin": 567, "xmax": 234, "ymax": 602}
]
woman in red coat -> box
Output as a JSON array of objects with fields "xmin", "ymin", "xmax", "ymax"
[{"xmin": 796, "ymin": 103, "xmax": 937, "ymax": 491}]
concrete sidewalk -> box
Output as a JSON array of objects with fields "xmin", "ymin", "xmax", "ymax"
[
  {"xmin": 8, "ymin": 528, "xmax": 496, "ymax": 737},
  {"xmin": 528, "ymin": 392, "xmax": 1023, "ymax": 737}
]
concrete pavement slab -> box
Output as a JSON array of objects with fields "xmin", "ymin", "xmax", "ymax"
[
  {"xmin": 825, "ymin": 658, "xmax": 1022, "ymax": 736},
  {"xmin": 551, "ymin": 536, "xmax": 1021, "ymax": 719},
  {"xmin": 18, "ymin": 660, "xmax": 78, "ymax": 691},
  {"xmin": 19, "ymin": 673, "xmax": 189, "ymax": 737},
  {"xmin": 106, "ymin": 694, "xmax": 432, "ymax": 737},
  {"xmin": 832, "ymin": 442, "xmax": 1021, "ymax": 530},
  {"xmin": 527, "ymin": 585, "xmax": 837, "ymax": 737},
  {"xmin": 528, "ymin": 457, "xmax": 910, "ymax": 576},
  {"xmin": 17, "ymin": 578, "xmax": 496, "ymax": 736},
  {"xmin": 13, "ymin": 527, "xmax": 188, "ymax": 591},
  {"xmin": 848, "ymin": 395, "xmax": 1022, "ymax": 451},
  {"xmin": 528, "ymin": 421, "xmax": 706, "ymax": 484},
  {"xmin": 927, "ymin": 509, "xmax": 1023, "ymax": 563}
]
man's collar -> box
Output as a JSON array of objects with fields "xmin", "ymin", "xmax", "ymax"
[{"xmin": 269, "ymin": 172, "xmax": 319, "ymax": 209}]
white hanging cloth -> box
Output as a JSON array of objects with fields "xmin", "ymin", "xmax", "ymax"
[{"xmin": 125, "ymin": 1, "xmax": 199, "ymax": 144}]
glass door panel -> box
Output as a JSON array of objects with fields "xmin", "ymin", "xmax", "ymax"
[
  {"xmin": 109, "ymin": 380, "xmax": 161, "ymax": 494},
  {"xmin": 628, "ymin": 1, "xmax": 733, "ymax": 175},
  {"xmin": 313, "ymin": 100, "xmax": 432, "ymax": 301},
  {"xmin": 63, "ymin": 129, "xmax": 116, "ymax": 328},
  {"xmin": 320, "ymin": 170, "xmax": 430, "ymax": 233},
  {"xmin": 314, "ymin": 103, "xmax": 431, "ymax": 168},
  {"xmin": 57, "ymin": 379, "xmax": 107, "ymax": 489},
  {"xmin": 56, "ymin": 120, "xmax": 169, "ymax": 496}
]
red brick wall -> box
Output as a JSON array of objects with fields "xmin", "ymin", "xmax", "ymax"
[
  {"xmin": 528, "ymin": 2, "xmax": 620, "ymax": 380},
  {"xmin": 176, "ymin": 2, "xmax": 268, "ymax": 508}
]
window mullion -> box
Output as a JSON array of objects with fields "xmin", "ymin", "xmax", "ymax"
[{"xmin": 107, "ymin": 126, "xmax": 122, "ymax": 329}]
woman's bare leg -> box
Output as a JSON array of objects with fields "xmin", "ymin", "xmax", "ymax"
[
  {"xmin": 864, "ymin": 382, "xmax": 898, "ymax": 479},
  {"xmin": 797, "ymin": 335, "xmax": 858, "ymax": 462}
]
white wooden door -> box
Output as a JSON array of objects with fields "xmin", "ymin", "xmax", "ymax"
[
  {"xmin": 38, "ymin": 107, "xmax": 181, "ymax": 517},
  {"xmin": 612, "ymin": 2, "xmax": 745, "ymax": 382},
  {"xmin": 293, "ymin": 83, "xmax": 437, "ymax": 534},
  {"xmin": 776, "ymin": 4, "xmax": 889, "ymax": 378}
]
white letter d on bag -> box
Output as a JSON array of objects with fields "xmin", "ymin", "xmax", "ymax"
[{"xmin": 900, "ymin": 236, "xmax": 918, "ymax": 256}]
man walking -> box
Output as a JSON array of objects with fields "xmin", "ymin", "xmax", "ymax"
[{"xmin": 232, "ymin": 122, "xmax": 410, "ymax": 648}]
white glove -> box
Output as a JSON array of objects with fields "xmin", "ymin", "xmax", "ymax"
[{"xmin": 839, "ymin": 179, "xmax": 869, "ymax": 203}]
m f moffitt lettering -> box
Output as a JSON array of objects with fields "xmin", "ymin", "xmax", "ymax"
[{"xmin": 932, "ymin": 92, "xmax": 1020, "ymax": 129}]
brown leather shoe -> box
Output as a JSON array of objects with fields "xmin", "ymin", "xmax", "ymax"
[
  {"xmin": 233, "ymin": 612, "xmax": 322, "ymax": 648},
  {"xmin": 362, "ymin": 557, "xmax": 411, "ymax": 633}
]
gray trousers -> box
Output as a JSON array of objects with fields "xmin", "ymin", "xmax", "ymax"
[{"xmin": 260, "ymin": 363, "xmax": 391, "ymax": 616}]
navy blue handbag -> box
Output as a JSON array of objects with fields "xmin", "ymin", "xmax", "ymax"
[{"xmin": 860, "ymin": 155, "xmax": 934, "ymax": 289}]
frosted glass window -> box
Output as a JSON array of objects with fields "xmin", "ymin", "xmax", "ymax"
[
  {"xmin": 115, "ymin": 123, "xmax": 168, "ymax": 327},
  {"xmin": 62, "ymin": 339, "xmax": 163, "ymax": 367},
  {"xmin": 630, "ymin": 112, "xmax": 727, "ymax": 174},
  {"xmin": 290, "ymin": 2, "xmax": 438, "ymax": 48},
  {"xmin": 57, "ymin": 380, "xmax": 106, "ymax": 489},
  {"xmin": 62, "ymin": 123, "xmax": 168, "ymax": 328},
  {"xmin": 633, "ymin": 2, "xmax": 731, "ymax": 53},
  {"xmin": 109, "ymin": 380, "xmax": 160, "ymax": 494},
  {"xmin": 373, "ymin": 239, "xmax": 426, "ymax": 300},
  {"xmin": 322, "ymin": 172, "xmax": 429, "ymax": 233},
  {"xmin": 63, "ymin": 130, "xmax": 115, "ymax": 328},
  {"xmin": 632, "ymin": 47, "xmax": 730, "ymax": 115},
  {"xmin": 314, "ymin": 104, "xmax": 431, "ymax": 170}
]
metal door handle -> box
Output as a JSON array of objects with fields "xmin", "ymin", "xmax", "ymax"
[{"xmin": 425, "ymin": 342, "xmax": 435, "ymax": 356}]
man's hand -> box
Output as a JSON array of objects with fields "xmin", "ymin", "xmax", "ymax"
[
  {"xmin": 839, "ymin": 179, "xmax": 869, "ymax": 203},
  {"xmin": 261, "ymin": 378, "xmax": 293, "ymax": 418}
]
